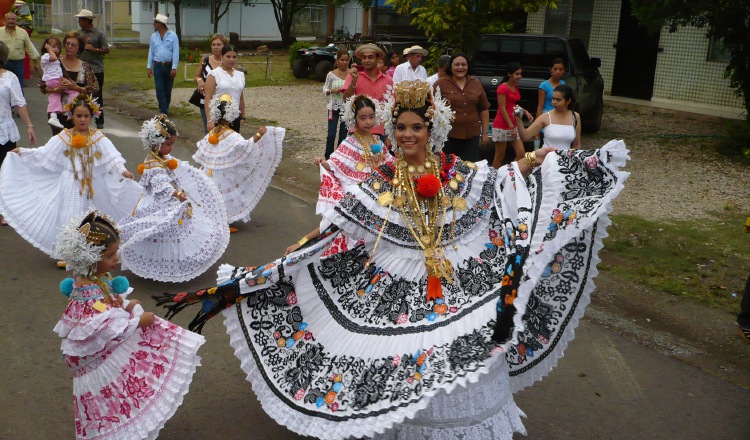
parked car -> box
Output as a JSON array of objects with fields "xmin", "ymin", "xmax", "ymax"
[
  {"xmin": 292, "ymin": 44, "xmax": 341, "ymax": 82},
  {"xmin": 470, "ymin": 34, "xmax": 604, "ymax": 132}
]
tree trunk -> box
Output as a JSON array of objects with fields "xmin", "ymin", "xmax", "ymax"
[
  {"xmin": 326, "ymin": 0, "xmax": 334, "ymax": 39},
  {"xmin": 173, "ymin": 1, "xmax": 182, "ymax": 43}
]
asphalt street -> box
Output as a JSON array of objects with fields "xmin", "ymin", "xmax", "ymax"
[{"xmin": 0, "ymin": 82, "xmax": 748, "ymax": 439}]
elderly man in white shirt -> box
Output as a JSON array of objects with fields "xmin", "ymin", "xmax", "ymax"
[{"xmin": 392, "ymin": 45, "xmax": 428, "ymax": 84}]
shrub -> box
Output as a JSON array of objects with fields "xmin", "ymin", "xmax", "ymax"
[
  {"xmin": 180, "ymin": 47, "xmax": 204, "ymax": 64},
  {"xmin": 288, "ymin": 41, "xmax": 314, "ymax": 68}
]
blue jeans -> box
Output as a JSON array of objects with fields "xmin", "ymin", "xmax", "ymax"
[
  {"xmin": 5, "ymin": 59, "xmax": 24, "ymax": 91},
  {"xmin": 325, "ymin": 109, "xmax": 348, "ymax": 159},
  {"xmin": 152, "ymin": 63, "xmax": 174, "ymax": 115}
]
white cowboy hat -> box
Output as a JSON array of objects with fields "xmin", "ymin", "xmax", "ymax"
[
  {"xmin": 74, "ymin": 9, "xmax": 96, "ymax": 18},
  {"xmin": 354, "ymin": 43, "xmax": 385, "ymax": 58},
  {"xmin": 154, "ymin": 14, "xmax": 170, "ymax": 26},
  {"xmin": 403, "ymin": 45, "xmax": 428, "ymax": 56}
]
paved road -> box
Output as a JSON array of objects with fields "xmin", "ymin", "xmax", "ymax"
[{"xmin": 1, "ymin": 83, "xmax": 748, "ymax": 439}]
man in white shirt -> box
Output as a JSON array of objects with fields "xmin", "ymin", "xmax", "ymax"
[
  {"xmin": 392, "ymin": 45, "xmax": 428, "ymax": 84},
  {"xmin": 427, "ymin": 55, "xmax": 451, "ymax": 89}
]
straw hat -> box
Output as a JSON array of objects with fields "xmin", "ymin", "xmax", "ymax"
[
  {"xmin": 154, "ymin": 14, "xmax": 170, "ymax": 26},
  {"xmin": 354, "ymin": 43, "xmax": 384, "ymax": 58},
  {"xmin": 403, "ymin": 45, "xmax": 428, "ymax": 56},
  {"xmin": 74, "ymin": 9, "xmax": 96, "ymax": 19}
]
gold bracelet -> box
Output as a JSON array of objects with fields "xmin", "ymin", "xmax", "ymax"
[
  {"xmin": 524, "ymin": 151, "xmax": 539, "ymax": 169},
  {"xmin": 255, "ymin": 132, "xmax": 261, "ymax": 138},
  {"xmin": 297, "ymin": 236, "xmax": 309, "ymax": 246}
]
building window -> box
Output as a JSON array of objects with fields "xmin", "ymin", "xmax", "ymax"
[
  {"xmin": 185, "ymin": 0, "xmax": 209, "ymax": 8},
  {"xmin": 544, "ymin": 0, "xmax": 594, "ymax": 47},
  {"xmin": 708, "ymin": 35, "xmax": 731, "ymax": 62}
]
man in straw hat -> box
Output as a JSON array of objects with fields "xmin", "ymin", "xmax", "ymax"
[
  {"xmin": 146, "ymin": 13, "xmax": 179, "ymax": 116},
  {"xmin": 392, "ymin": 45, "xmax": 428, "ymax": 84},
  {"xmin": 76, "ymin": 9, "xmax": 109, "ymax": 129},
  {"xmin": 341, "ymin": 43, "xmax": 393, "ymax": 139}
]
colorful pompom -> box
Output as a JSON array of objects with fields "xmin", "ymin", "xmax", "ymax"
[
  {"xmin": 70, "ymin": 134, "xmax": 87, "ymax": 149},
  {"xmin": 416, "ymin": 174, "xmax": 441, "ymax": 198},
  {"xmin": 60, "ymin": 278, "xmax": 75, "ymax": 297},
  {"xmin": 110, "ymin": 276, "xmax": 129, "ymax": 294},
  {"xmin": 137, "ymin": 163, "xmax": 145, "ymax": 174},
  {"xmin": 370, "ymin": 143, "xmax": 383, "ymax": 154},
  {"xmin": 167, "ymin": 159, "xmax": 179, "ymax": 170},
  {"xmin": 208, "ymin": 133, "xmax": 219, "ymax": 144}
]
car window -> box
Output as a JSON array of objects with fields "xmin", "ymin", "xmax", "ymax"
[
  {"xmin": 498, "ymin": 38, "xmax": 521, "ymax": 66},
  {"xmin": 569, "ymin": 39, "xmax": 590, "ymax": 70},
  {"xmin": 473, "ymin": 37, "xmax": 500, "ymax": 68},
  {"xmin": 521, "ymin": 39, "xmax": 544, "ymax": 66}
]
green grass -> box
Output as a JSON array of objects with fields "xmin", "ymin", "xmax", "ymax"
[{"xmin": 601, "ymin": 213, "xmax": 750, "ymax": 313}]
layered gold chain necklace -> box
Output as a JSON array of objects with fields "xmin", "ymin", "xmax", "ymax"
[
  {"xmin": 352, "ymin": 131, "xmax": 385, "ymax": 172},
  {"xmin": 64, "ymin": 128, "xmax": 101, "ymax": 198}
]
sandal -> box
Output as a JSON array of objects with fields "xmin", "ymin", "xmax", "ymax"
[
  {"xmin": 229, "ymin": 227, "xmax": 239, "ymax": 233},
  {"xmin": 56, "ymin": 260, "xmax": 67, "ymax": 269}
]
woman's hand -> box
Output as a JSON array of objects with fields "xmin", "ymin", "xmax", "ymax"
[
  {"xmin": 27, "ymin": 127, "xmax": 36, "ymax": 146},
  {"xmin": 59, "ymin": 78, "xmax": 74, "ymax": 89},
  {"xmin": 138, "ymin": 312, "xmax": 155, "ymax": 328},
  {"xmin": 285, "ymin": 243, "xmax": 300, "ymax": 256},
  {"xmin": 523, "ymin": 109, "xmax": 534, "ymax": 122},
  {"xmin": 534, "ymin": 147, "xmax": 557, "ymax": 165},
  {"xmin": 122, "ymin": 170, "xmax": 135, "ymax": 180},
  {"xmin": 175, "ymin": 190, "xmax": 188, "ymax": 202},
  {"xmin": 10, "ymin": 147, "xmax": 20, "ymax": 155},
  {"xmin": 125, "ymin": 299, "xmax": 141, "ymax": 313},
  {"xmin": 258, "ymin": 126, "xmax": 267, "ymax": 136}
]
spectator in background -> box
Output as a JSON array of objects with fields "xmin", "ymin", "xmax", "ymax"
[
  {"xmin": 322, "ymin": 49, "xmax": 350, "ymax": 159},
  {"xmin": 341, "ymin": 43, "xmax": 393, "ymax": 140},
  {"xmin": 146, "ymin": 14, "xmax": 179, "ymax": 116},
  {"xmin": 433, "ymin": 52, "xmax": 489, "ymax": 162},
  {"xmin": 427, "ymin": 54, "xmax": 451, "ymax": 88},
  {"xmin": 384, "ymin": 51, "xmax": 398, "ymax": 77},
  {"xmin": 392, "ymin": 45, "xmax": 428, "ymax": 84},
  {"xmin": 193, "ymin": 33, "xmax": 226, "ymax": 132},
  {"xmin": 738, "ymin": 217, "xmax": 750, "ymax": 343},
  {"xmin": 76, "ymin": 9, "xmax": 110, "ymax": 129},
  {"xmin": 0, "ymin": 12, "xmax": 39, "ymax": 90},
  {"xmin": 535, "ymin": 58, "xmax": 565, "ymax": 147}
]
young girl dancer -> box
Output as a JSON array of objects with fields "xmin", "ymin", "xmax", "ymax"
[
  {"xmin": 193, "ymin": 94, "xmax": 284, "ymax": 232},
  {"xmin": 0, "ymin": 95, "xmax": 141, "ymax": 265},
  {"xmin": 54, "ymin": 210, "xmax": 204, "ymax": 439},
  {"xmin": 286, "ymin": 94, "xmax": 394, "ymax": 254},
  {"xmin": 118, "ymin": 115, "xmax": 230, "ymax": 282},
  {"xmin": 40, "ymin": 36, "xmax": 78, "ymax": 129}
]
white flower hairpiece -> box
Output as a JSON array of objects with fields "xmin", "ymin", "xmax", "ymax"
[
  {"xmin": 209, "ymin": 94, "xmax": 241, "ymax": 125},
  {"xmin": 342, "ymin": 94, "xmax": 387, "ymax": 132},
  {"xmin": 53, "ymin": 210, "xmax": 110, "ymax": 276},
  {"xmin": 382, "ymin": 81, "xmax": 454, "ymax": 152},
  {"xmin": 139, "ymin": 115, "xmax": 177, "ymax": 150}
]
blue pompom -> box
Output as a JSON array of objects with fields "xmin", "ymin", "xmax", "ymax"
[
  {"xmin": 110, "ymin": 276, "xmax": 130, "ymax": 294},
  {"xmin": 370, "ymin": 143, "xmax": 383, "ymax": 154},
  {"xmin": 60, "ymin": 278, "xmax": 75, "ymax": 297}
]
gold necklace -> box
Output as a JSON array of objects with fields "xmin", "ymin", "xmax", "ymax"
[
  {"xmin": 64, "ymin": 128, "xmax": 100, "ymax": 198},
  {"xmin": 352, "ymin": 132, "xmax": 384, "ymax": 173}
]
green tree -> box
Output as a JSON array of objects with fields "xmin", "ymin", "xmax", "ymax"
[
  {"xmin": 385, "ymin": 0, "xmax": 555, "ymax": 53},
  {"xmin": 631, "ymin": 1, "xmax": 750, "ymax": 121}
]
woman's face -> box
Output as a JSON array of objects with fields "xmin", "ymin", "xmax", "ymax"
[
  {"xmin": 551, "ymin": 91, "xmax": 570, "ymax": 111},
  {"xmin": 159, "ymin": 135, "xmax": 177, "ymax": 156},
  {"xmin": 550, "ymin": 63, "xmax": 565, "ymax": 81},
  {"xmin": 211, "ymin": 38, "xmax": 224, "ymax": 55},
  {"xmin": 64, "ymin": 37, "xmax": 80, "ymax": 55},
  {"xmin": 509, "ymin": 68, "xmax": 522, "ymax": 85},
  {"xmin": 451, "ymin": 56, "xmax": 468, "ymax": 79},
  {"xmin": 222, "ymin": 50, "xmax": 238, "ymax": 69},
  {"xmin": 390, "ymin": 53, "xmax": 400, "ymax": 66},
  {"xmin": 96, "ymin": 241, "xmax": 120, "ymax": 274},
  {"xmin": 395, "ymin": 111, "xmax": 429, "ymax": 162},
  {"xmin": 337, "ymin": 54, "xmax": 350, "ymax": 71},
  {"xmin": 355, "ymin": 106, "xmax": 376, "ymax": 134},
  {"xmin": 72, "ymin": 105, "xmax": 92, "ymax": 131}
]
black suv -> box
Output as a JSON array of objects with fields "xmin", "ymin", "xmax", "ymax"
[{"xmin": 470, "ymin": 34, "xmax": 604, "ymax": 132}]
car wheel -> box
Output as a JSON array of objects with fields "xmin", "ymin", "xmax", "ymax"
[
  {"xmin": 314, "ymin": 60, "xmax": 334, "ymax": 82},
  {"xmin": 583, "ymin": 93, "xmax": 603, "ymax": 133},
  {"xmin": 292, "ymin": 59, "xmax": 311, "ymax": 79}
]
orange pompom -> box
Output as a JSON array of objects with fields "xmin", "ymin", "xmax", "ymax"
[
  {"xmin": 71, "ymin": 134, "xmax": 87, "ymax": 149},
  {"xmin": 167, "ymin": 159, "xmax": 179, "ymax": 170},
  {"xmin": 416, "ymin": 174, "xmax": 441, "ymax": 198},
  {"xmin": 208, "ymin": 133, "xmax": 219, "ymax": 144},
  {"xmin": 137, "ymin": 164, "xmax": 145, "ymax": 174}
]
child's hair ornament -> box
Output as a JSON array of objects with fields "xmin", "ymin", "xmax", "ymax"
[
  {"xmin": 62, "ymin": 94, "xmax": 102, "ymax": 121},
  {"xmin": 139, "ymin": 114, "xmax": 177, "ymax": 150},
  {"xmin": 209, "ymin": 94, "xmax": 241, "ymax": 129},
  {"xmin": 53, "ymin": 210, "xmax": 117, "ymax": 276}
]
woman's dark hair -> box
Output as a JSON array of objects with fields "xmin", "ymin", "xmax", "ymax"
[
  {"xmin": 353, "ymin": 96, "xmax": 376, "ymax": 116},
  {"xmin": 39, "ymin": 36, "xmax": 62, "ymax": 58},
  {"xmin": 63, "ymin": 31, "xmax": 85, "ymax": 55},
  {"xmin": 216, "ymin": 100, "xmax": 232, "ymax": 124},
  {"xmin": 444, "ymin": 52, "xmax": 470, "ymax": 77},
  {"xmin": 505, "ymin": 62, "xmax": 522, "ymax": 82},
  {"xmin": 221, "ymin": 44, "xmax": 238, "ymax": 56},
  {"xmin": 0, "ymin": 41, "xmax": 8, "ymax": 69},
  {"xmin": 71, "ymin": 96, "xmax": 95, "ymax": 115},
  {"xmin": 553, "ymin": 84, "xmax": 575, "ymax": 109},
  {"xmin": 551, "ymin": 58, "xmax": 565, "ymax": 67},
  {"xmin": 79, "ymin": 212, "xmax": 120, "ymax": 248},
  {"xmin": 160, "ymin": 117, "xmax": 178, "ymax": 137},
  {"xmin": 336, "ymin": 49, "xmax": 349, "ymax": 61},
  {"xmin": 384, "ymin": 51, "xmax": 397, "ymax": 67}
]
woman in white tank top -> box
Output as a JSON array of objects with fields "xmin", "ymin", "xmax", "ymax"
[{"xmin": 515, "ymin": 84, "xmax": 581, "ymax": 150}]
